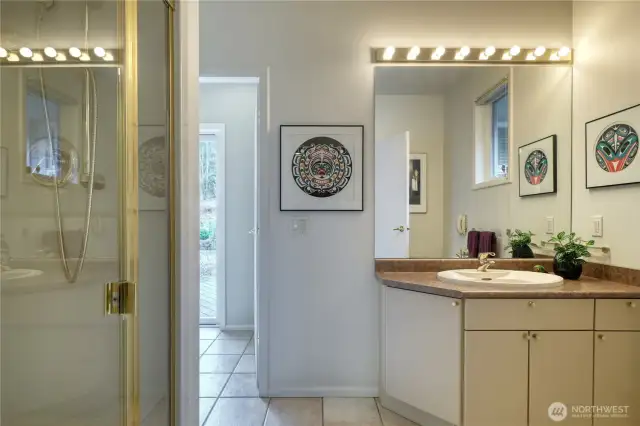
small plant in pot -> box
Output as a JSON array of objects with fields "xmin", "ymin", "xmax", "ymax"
[
  {"xmin": 549, "ymin": 231, "xmax": 595, "ymax": 280},
  {"xmin": 506, "ymin": 229, "xmax": 535, "ymax": 258}
]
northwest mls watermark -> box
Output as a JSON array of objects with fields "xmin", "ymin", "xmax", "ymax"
[{"xmin": 548, "ymin": 402, "xmax": 631, "ymax": 422}]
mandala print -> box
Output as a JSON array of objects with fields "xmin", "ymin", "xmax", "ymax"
[
  {"xmin": 594, "ymin": 123, "xmax": 638, "ymax": 173},
  {"xmin": 524, "ymin": 149, "xmax": 548, "ymax": 185},
  {"xmin": 139, "ymin": 136, "xmax": 166, "ymax": 197},
  {"xmin": 292, "ymin": 136, "xmax": 352, "ymax": 198}
]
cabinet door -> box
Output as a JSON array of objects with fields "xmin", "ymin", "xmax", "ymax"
[
  {"xmin": 464, "ymin": 331, "xmax": 529, "ymax": 426},
  {"xmin": 594, "ymin": 332, "xmax": 640, "ymax": 426},
  {"xmin": 529, "ymin": 331, "xmax": 593, "ymax": 426},
  {"xmin": 384, "ymin": 287, "xmax": 462, "ymax": 425}
]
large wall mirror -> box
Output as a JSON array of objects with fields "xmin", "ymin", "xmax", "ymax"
[{"xmin": 374, "ymin": 65, "xmax": 572, "ymax": 259}]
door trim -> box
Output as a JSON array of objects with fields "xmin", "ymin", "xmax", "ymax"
[{"xmin": 199, "ymin": 123, "xmax": 226, "ymax": 327}]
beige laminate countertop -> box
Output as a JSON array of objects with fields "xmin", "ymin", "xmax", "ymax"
[{"xmin": 378, "ymin": 272, "xmax": 640, "ymax": 299}]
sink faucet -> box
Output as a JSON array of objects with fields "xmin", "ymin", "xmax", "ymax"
[{"xmin": 477, "ymin": 252, "xmax": 496, "ymax": 272}]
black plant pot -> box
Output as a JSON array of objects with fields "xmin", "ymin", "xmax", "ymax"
[
  {"xmin": 512, "ymin": 245, "xmax": 535, "ymax": 259},
  {"xmin": 553, "ymin": 255, "xmax": 583, "ymax": 280}
]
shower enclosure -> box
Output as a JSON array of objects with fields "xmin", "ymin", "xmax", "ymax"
[{"xmin": 0, "ymin": 1, "xmax": 174, "ymax": 425}]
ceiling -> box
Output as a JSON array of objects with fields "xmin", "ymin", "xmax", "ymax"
[{"xmin": 374, "ymin": 66, "xmax": 468, "ymax": 95}]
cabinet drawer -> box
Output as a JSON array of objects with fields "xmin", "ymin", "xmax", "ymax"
[
  {"xmin": 465, "ymin": 299, "xmax": 594, "ymax": 330},
  {"xmin": 595, "ymin": 299, "xmax": 640, "ymax": 330}
]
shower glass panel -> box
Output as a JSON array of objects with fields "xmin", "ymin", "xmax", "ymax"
[{"xmin": 0, "ymin": 1, "xmax": 142, "ymax": 425}]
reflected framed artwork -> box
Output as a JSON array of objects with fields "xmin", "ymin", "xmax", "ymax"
[
  {"xmin": 518, "ymin": 135, "xmax": 557, "ymax": 197},
  {"xmin": 586, "ymin": 103, "xmax": 640, "ymax": 189},
  {"xmin": 280, "ymin": 125, "xmax": 363, "ymax": 211},
  {"xmin": 409, "ymin": 153, "xmax": 427, "ymax": 213}
]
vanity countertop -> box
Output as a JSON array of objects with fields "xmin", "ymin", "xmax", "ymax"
[{"xmin": 378, "ymin": 272, "xmax": 640, "ymax": 299}]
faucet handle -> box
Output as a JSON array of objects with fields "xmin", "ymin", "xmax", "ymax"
[{"xmin": 478, "ymin": 252, "xmax": 496, "ymax": 264}]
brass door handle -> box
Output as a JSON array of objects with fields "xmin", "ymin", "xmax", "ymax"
[{"xmin": 393, "ymin": 226, "xmax": 409, "ymax": 232}]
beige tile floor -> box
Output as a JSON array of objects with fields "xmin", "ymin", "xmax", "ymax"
[{"xmin": 200, "ymin": 327, "xmax": 417, "ymax": 426}]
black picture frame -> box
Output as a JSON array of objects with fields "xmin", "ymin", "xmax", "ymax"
[
  {"xmin": 518, "ymin": 134, "xmax": 558, "ymax": 197},
  {"xmin": 585, "ymin": 103, "xmax": 640, "ymax": 190},
  {"xmin": 279, "ymin": 124, "xmax": 364, "ymax": 211}
]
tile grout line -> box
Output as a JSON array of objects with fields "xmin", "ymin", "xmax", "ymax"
[
  {"xmin": 261, "ymin": 397, "xmax": 272, "ymax": 426},
  {"xmin": 322, "ymin": 397, "xmax": 325, "ymax": 426},
  {"xmin": 374, "ymin": 397, "xmax": 385, "ymax": 426}
]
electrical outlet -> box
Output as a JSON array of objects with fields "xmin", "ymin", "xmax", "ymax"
[
  {"xmin": 591, "ymin": 215, "xmax": 603, "ymax": 237},
  {"xmin": 545, "ymin": 216, "xmax": 554, "ymax": 234}
]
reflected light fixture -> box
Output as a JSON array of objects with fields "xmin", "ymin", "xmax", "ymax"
[
  {"xmin": 435, "ymin": 46, "xmax": 446, "ymax": 57},
  {"xmin": 479, "ymin": 52, "xmax": 489, "ymax": 60},
  {"xmin": 534, "ymin": 46, "xmax": 546, "ymax": 57},
  {"xmin": 19, "ymin": 47, "xmax": 33, "ymax": 58},
  {"xmin": 550, "ymin": 52, "xmax": 561, "ymax": 61},
  {"xmin": 7, "ymin": 53, "xmax": 19, "ymax": 62},
  {"xmin": 407, "ymin": 46, "xmax": 420, "ymax": 60},
  {"xmin": 526, "ymin": 52, "xmax": 536, "ymax": 61},
  {"xmin": 94, "ymin": 47, "xmax": 106, "ymax": 58},
  {"xmin": 103, "ymin": 52, "xmax": 114, "ymax": 61},
  {"xmin": 558, "ymin": 46, "xmax": 571, "ymax": 57},
  {"xmin": 32, "ymin": 53, "xmax": 44, "ymax": 62},
  {"xmin": 382, "ymin": 46, "xmax": 395, "ymax": 61},
  {"xmin": 484, "ymin": 46, "xmax": 496, "ymax": 57},
  {"xmin": 44, "ymin": 47, "xmax": 57, "ymax": 58},
  {"xmin": 0, "ymin": 47, "xmax": 7, "ymax": 58},
  {"xmin": 69, "ymin": 47, "xmax": 82, "ymax": 58},
  {"xmin": 502, "ymin": 51, "xmax": 512, "ymax": 60},
  {"xmin": 459, "ymin": 46, "xmax": 470, "ymax": 57},
  {"xmin": 56, "ymin": 53, "xmax": 67, "ymax": 61},
  {"xmin": 509, "ymin": 45, "xmax": 521, "ymax": 56},
  {"xmin": 79, "ymin": 53, "xmax": 91, "ymax": 61}
]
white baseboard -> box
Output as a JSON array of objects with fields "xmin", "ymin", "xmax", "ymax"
[
  {"xmin": 266, "ymin": 387, "xmax": 378, "ymax": 398},
  {"xmin": 219, "ymin": 324, "xmax": 254, "ymax": 331}
]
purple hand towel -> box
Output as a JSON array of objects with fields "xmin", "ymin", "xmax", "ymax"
[
  {"xmin": 479, "ymin": 231, "xmax": 497, "ymax": 254},
  {"xmin": 467, "ymin": 231, "xmax": 480, "ymax": 258}
]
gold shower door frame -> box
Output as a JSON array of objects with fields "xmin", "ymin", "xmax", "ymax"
[{"xmin": 119, "ymin": 1, "xmax": 176, "ymax": 425}]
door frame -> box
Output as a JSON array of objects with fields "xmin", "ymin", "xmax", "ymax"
[{"xmin": 199, "ymin": 123, "xmax": 226, "ymax": 327}]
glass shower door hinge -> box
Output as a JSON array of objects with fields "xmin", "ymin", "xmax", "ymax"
[{"xmin": 105, "ymin": 281, "xmax": 137, "ymax": 315}]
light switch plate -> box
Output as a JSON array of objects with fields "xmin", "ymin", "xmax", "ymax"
[
  {"xmin": 292, "ymin": 217, "xmax": 308, "ymax": 234},
  {"xmin": 545, "ymin": 216, "xmax": 554, "ymax": 234},
  {"xmin": 591, "ymin": 215, "xmax": 603, "ymax": 237}
]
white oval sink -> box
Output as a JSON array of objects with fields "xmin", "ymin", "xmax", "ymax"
[
  {"xmin": 437, "ymin": 269, "xmax": 563, "ymax": 289},
  {"xmin": 1, "ymin": 269, "xmax": 44, "ymax": 281}
]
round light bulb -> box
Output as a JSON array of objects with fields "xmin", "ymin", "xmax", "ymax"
[
  {"xmin": 534, "ymin": 46, "xmax": 546, "ymax": 57},
  {"xmin": 44, "ymin": 47, "xmax": 57, "ymax": 58},
  {"xmin": 19, "ymin": 47, "xmax": 33, "ymax": 58},
  {"xmin": 484, "ymin": 46, "xmax": 496, "ymax": 56},
  {"xmin": 558, "ymin": 46, "xmax": 571, "ymax": 57},
  {"xmin": 509, "ymin": 45, "xmax": 521, "ymax": 56},
  {"xmin": 435, "ymin": 46, "xmax": 446, "ymax": 56},
  {"xmin": 32, "ymin": 53, "xmax": 44, "ymax": 62},
  {"xmin": 79, "ymin": 53, "xmax": 90, "ymax": 62},
  {"xmin": 56, "ymin": 53, "xmax": 67, "ymax": 61},
  {"xmin": 69, "ymin": 47, "xmax": 82, "ymax": 58},
  {"xmin": 7, "ymin": 53, "xmax": 19, "ymax": 62},
  {"xmin": 382, "ymin": 46, "xmax": 395, "ymax": 61},
  {"xmin": 93, "ymin": 47, "xmax": 106, "ymax": 57},
  {"xmin": 0, "ymin": 47, "xmax": 7, "ymax": 58},
  {"xmin": 103, "ymin": 52, "xmax": 114, "ymax": 61},
  {"xmin": 460, "ymin": 46, "xmax": 470, "ymax": 57}
]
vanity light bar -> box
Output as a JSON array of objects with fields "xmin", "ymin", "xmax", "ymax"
[
  {"xmin": 0, "ymin": 47, "xmax": 120, "ymax": 66},
  {"xmin": 372, "ymin": 46, "xmax": 572, "ymax": 64}
]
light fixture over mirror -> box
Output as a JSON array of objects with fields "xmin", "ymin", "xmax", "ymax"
[{"xmin": 373, "ymin": 46, "xmax": 572, "ymax": 64}]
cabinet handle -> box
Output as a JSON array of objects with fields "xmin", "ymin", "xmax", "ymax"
[
  {"xmin": 531, "ymin": 333, "xmax": 540, "ymax": 340},
  {"xmin": 522, "ymin": 332, "xmax": 530, "ymax": 340},
  {"xmin": 598, "ymin": 334, "xmax": 606, "ymax": 341},
  {"xmin": 528, "ymin": 301, "xmax": 536, "ymax": 308},
  {"xmin": 627, "ymin": 301, "xmax": 637, "ymax": 308},
  {"xmin": 452, "ymin": 301, "xmax": 460, "ymax": 307}
]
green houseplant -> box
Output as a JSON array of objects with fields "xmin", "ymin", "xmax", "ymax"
[
  {"xmin": 505, "ymin": 229, "xmax": 535, "ymax": 258},
  {"xmin": 550, "ymin": 231, "xmax": 595, "ymax": 280}
]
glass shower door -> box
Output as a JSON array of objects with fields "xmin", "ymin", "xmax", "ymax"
[{"xmin": 0, "ymin": 1, "xmax": 140, "ymax": 425}]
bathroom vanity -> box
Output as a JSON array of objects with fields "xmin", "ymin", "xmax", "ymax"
[{"xmin": 378, "ymin": 271, "xmax": 640, "ymax": 426}]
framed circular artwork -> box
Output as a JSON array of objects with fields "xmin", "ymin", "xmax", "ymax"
[
  {"xmin": 518, "ymin": 135, "xmax": 557, "ymax": 197},
  {"xmin": 280, "ymin": 125, "xmax": 363, "ymax": 211}
]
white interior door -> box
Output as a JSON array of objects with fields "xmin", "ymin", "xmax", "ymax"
[
  {"xmin": 375, "ymin": 131, "xmax": 410, "ymax": 258},
  {"xmin": 252, "ymin": 101, "xmax": 261, "ymax": 389}
]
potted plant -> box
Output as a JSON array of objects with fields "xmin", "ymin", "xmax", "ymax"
[
  {"xmin": 506, "ymin": 229, "xmax": 535, "ymax": 258},
  {"xmin": 549, "ymin": 231, "xmax": 595, "ymax": 280}
]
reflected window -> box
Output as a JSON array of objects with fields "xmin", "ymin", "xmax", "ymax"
[
  {"xmin": 26, "ymin": 92, "xmax": 61, "ymax": 177},
  {"xmin": 491, "ymin": 93, "xmax": 509, "ymax": 179}
]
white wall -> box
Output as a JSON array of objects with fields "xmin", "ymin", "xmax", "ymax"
[
  {"xmin": 572, "ymin": 1, "xmax": 640, "ymax": 269},
  {"xmin": 200, "ymin": 0, "xmax": 572, "ymax": 395},
  {"xmin": 200, "ymin": 82, "xmax": 258, "ymax": 327},
  {"xmin": 375, "ymin": 95, "xmax": 444, "ymax": 258}
]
